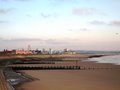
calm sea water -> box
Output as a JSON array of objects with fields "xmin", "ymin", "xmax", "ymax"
[{"xmin": 88, "ymin": 55, "xmax": 120, "ymax": 65}]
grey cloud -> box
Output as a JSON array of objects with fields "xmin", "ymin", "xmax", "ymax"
[
  {"xmin": 72, "ymin": 8, "xmax": 96, "ymax": 16},
  {"xmin": 0, "ymin": 37, "xmax": 4, "ymax": 40},
  {"xmin": 44, "ymin": 39, "xmax": 69, "ymax": 45},
  {"xmin": 50, "ymin": 0, "xmax": 77, "ymax": 5},
  {"xmin": 40, "ymin": 13, "xmax": 58, "ymax": 18},
  {"xmin": 0, "ymin": 38, "xmax": 68, "ymax": 45},
  {"xmin": 9, "ymin": 38, "xmax": 42, "ymax": 42},
  {"xmin": 110, "ymin": 21, "xmax": 120, "ymax": 26},
  {"xmin": 15, "ymin": 0, "xmax": 31, "ymax": 1},
  {"xmin": 26, "ymin": 14, "xmax": 32, "ymax": 17},
  {"xmin": 79, "ymin": 28, "xmax": 89, "ymax": 31},
  {"xmin": 0, "ymin": 20, "xmax": 8, "ymax": 23},
  {"xmin": 0, "ymin": 8, "xmax": 14, "ymax": 15},
  {"xmin": 51, "ymin": 0, "xmax": 77, "ymax": 3},
  {"xmin": 68, "ymin": 28, "xmax": 89, "ymax": 32},
  {"xmin": 53, "ymin": 0, "xmax": 76, "ymax": 2},
  {"xmin": 0, "ymin": 38, "xmax": 71, "ymax": 50},
  {"xmin": 41, "ymin": 13, "xmax": 51, "ymax": 18},
  {"xmin": 0, "ymin": 0, "xmax": 8, "ymax": 1},
  {"xmin": 0, "ymin": 0, "xmax": 31, "ymax": 2},
  {"xmin": 90, "ymin": 20, "xmax": 120, "ymax": 26},
  {"xmin": 90, "ymin": 20, "xmax": 106, "ymax": 25}
]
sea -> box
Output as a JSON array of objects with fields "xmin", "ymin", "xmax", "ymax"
[
  {"xmin": 76, "ymin": 50, "xmax": 120, "ymax": 65},
  {"xmin": 88, "ymin": 55, "xmax": 120, "ymax": 65}
]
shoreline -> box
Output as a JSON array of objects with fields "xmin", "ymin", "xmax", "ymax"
[
  {"xmin": 1, "ymin": 54, "xmax": 120, "ymax": 90},
  {"xmin": 15, "ymin": 56, "xmax": 120, "ymax": 90},
  {"xmin": 14, "ymin": 71, "xmax": 38, "ymax": 90},
  {"xmin": 87, "ymin": 54, "xmax": 120, "ymax": 66}
]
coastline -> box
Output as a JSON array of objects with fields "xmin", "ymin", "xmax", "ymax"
[
  {"xmin": 14, "ymin": 71, "xmax": 38, "ymax": 90},
  {"xmin": 15, "ymin": 55, "xmax": 120, "ymax": 90}
]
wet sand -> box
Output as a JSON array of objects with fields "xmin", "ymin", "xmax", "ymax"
[{"xmin": 16, "ymin": 60, "xmax": 120, "ymax": 90}]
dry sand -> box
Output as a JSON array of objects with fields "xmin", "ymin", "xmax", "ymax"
[{"xmin": 16, "ymin": 60, "xmax": 120, "ymax": 90}]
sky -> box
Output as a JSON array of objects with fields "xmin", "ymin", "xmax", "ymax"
[{"xmin": 0, "ymin": 0, "xmax": 120, "ymax": 51}]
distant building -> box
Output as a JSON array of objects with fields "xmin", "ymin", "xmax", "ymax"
[
  {"xmin": 12, "ymin": 49, "xmax": 33, "ymax": 54},
  {"xmin": 64, "ymin": 48, "xmax": 68, "ymax": 52},
  {"xmin": 0, "ymin": 49, "xmax": 13, "ymax": 55},
  {"xmin": 0, "ymin": 49, "xmax": 33, "ymax": 55},
  {"xmin": 32, "ymin": 50, "xmax": 42, "ymax": 54},
  {"xmin": 63, "ymin": 49, "xmax": 76, "ymax": 55}
]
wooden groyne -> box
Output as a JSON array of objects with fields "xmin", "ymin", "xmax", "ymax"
[
  {"xmin": 8, "ymin": 65, "xmax": 120, "ymax": 71},
  {"xmin": 9, "ymin": 66, "xmax": 81, "ymax": 70},
  {"xmin": 13, "ymin": 61, "xmax": 55, "ymax": 64},
  {"xmin": 80, "ymin": 67, "xmax": 120, "ymax": 70}
]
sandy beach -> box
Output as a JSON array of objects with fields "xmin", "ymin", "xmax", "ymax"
[{"xmin": 16, "ymin": 60, "xmax": 120, "ymax": 90}]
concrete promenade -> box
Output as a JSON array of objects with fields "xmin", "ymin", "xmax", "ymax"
[{"xmin": 0, "ymin": 69, "xmax": 8, "ymax": 90}]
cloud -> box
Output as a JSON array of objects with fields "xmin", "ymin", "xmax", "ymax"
[
  {"xmin": 0, "ymin": 8, "xmax": 14, "ymax": 15},
  {"xmin": 0, "ymin": 38, "xmax": 71, "ymax": 50},
  {"xmin": 40, "ymin": 13, "xmax": 58, "ymax": 18},
  {"xmin": 0, "ymin": 0, "xmax": 31, "ymax": 2},
  {"xmin": 44, "ymin": 39, "xmax": 69, "ymax": 45},
  {"xmin": 0, "ymin": 0, "xmax": 8, "ymax": 1},
  {"xmin": 41, "ymin": 13, "xmax": 51, "ymax": 18},
  {"xmin": 53, "ymin": 0, "xmax": 76, "ymax": 2},
  {"xmin": 110, "ymin": 21, "xmax": 120, "ymax": 26},
  {"xmin": 68, "ymin": 28, "xmax": 89, "ymax": 31},
  {"xmin": 9, "ymin": 38, "xmax": 42, "ymax": 41},
  {"xmin": 0, "ymin": 37, "xmax": 4, "ymax": 40},
  {"xmin": 79, "ymin": 28, "xmax": 89, "ymax": 31},
  {"xmin": 72, "ymin": 8, "xmax": 96, "ymax": 16},
  {"xmin": 0, "ymin": 20, "xmax": 8, "ymax": 23},
  {"xmin": 50, "ymin": 0, "xmax": 77, "ymax": 5},
  {"xmin": 15, "ymin": 0, "xmax": 31, "ymax": 1},
  {"xmin": 90, "ymin": 20, "xmax": 120, "ymax": 27},
  {"xmin": 0, "ymin": 37, "xmax": 120, "ymax": 50},
  {"xmin": 0, "ymin": 38, "xmax": 68, "ymax": 45},
  {"xmin": 51, "ymin": 0, "xmax": 76, "ymax": 3},
  {"xmin": 90, "ymin": 20, "xmax": 106, "ymax": 25},
  {"xmin": 26, "ymin": 14, "xmax": 32, "ymax": 17}
]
